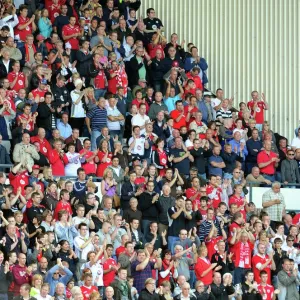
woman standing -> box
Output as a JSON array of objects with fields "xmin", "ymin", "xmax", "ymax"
[
  {"xmin": 96, "ymin": 139, "xmax": 113, "ymax": 178},
  {"xmin": 70, "ymin": 79, "xmax": 87, "ymax": 136},
  {"xmin": 38, "ymin": 9, "xmax": 52, "ymax": 38},
  {"xmin": 229, "ymin": 184, "xmax": 248, "ymax": 221},
  {"xmin": 43, "ymin": 182, "xmax": 59, "ymax": 211},
  {"xmin": 65, "ymin": 143, "xmax": 86, "ymax": 177},
  {"xmin": 152, "ymin": 138, "xmax": 169, "ymax": 177},
  {"xmin": 100, "ymin": 168, "xmax": 117, "ymax": 198},
  {"xmin": 194, "ymin": 246, "xmax": 218, "ymax": 286}
]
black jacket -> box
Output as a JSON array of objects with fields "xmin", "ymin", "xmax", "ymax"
[
  {"xmin": 195, "ymin": 291, "xmax": 215, "ymax": 300},
  {"xmin": 241, "ymin": 283, "xmax": 262, "ymax": 300},
  {"xmin": 76, "ymin": 50, "xmax": 93, "ymax": 77},
  {"xmin": 153, "ymin": 120, "xmax": 170, "ymax": 141},
  {"xmin": 127, "ymin": 55, "xmax": 149, "ymax": 88},
  {"xmin": 36, "ymin": 102, "xmax": 59, "ymax": 131},
  {"xmin": 52, "ymin": 84, "xmax": 71, "ymax": 111},
  {"xmin": 121, "ymin": 181, "xmax": 137, "ymax": 209},
  {"xmin": 0, "ymin": 58, "xmax": 14, "ymax": 78},
  {"xmin": 150, "ymin": 58, "xmax": 164, "ymax": 82},
  {"xmin": 139, "ymin": 289, "xmax": 161, "ymax": 300},
  {"xmin": 210, "ymin": 252, "xmax": 235, "ymax": 276},
  {"xmin": 138, "ymin": 191, "xmax": 159, "ymax": 221},
  {"xmin": 0, "ymin": 264, "xmax": 13, "ymax": 293},
  {"xmin": 130, "ymin": 229, "xmax": 146, "ymax": 250},
  {"xmin": 211, "ymin": 283, "xmax": 235, "ymax": 300}
]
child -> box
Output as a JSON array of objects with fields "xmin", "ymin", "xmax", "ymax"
[
  {"xmin": 128, "ymin": 276, "xmax": 138, "ymax": 300},
  {"xmin": 233, "ymin": 118, "xmax": 248, "ymax": 143},
  {"xmin": 238, "ymin": 102, "xmax": 247, "ymax": 119}
]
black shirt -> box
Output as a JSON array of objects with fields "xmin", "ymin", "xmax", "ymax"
[{"xmin": 167, "ymin": 206, "xmax": 186, "ymax": 236}]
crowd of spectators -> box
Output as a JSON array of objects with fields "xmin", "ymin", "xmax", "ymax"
[{"xmin": 0, "ymin": 0, "xmax": 300, "ymax": 300}]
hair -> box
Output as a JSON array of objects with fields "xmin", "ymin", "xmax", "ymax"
[{"xmin": 57, "ymin": 210, "xmax": 68, "ymax": 221}]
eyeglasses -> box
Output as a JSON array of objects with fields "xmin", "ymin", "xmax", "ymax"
[
  {"xmin": 288, "ymin": 153, "xmax": 295, "ymax": 156},
  {"xmin": 288, "ymin": 239, "xmax": 294, "ymax": 242},
  {"xmin": 200, "ymin": 190, "xmax": 206, "ymax": 193}
]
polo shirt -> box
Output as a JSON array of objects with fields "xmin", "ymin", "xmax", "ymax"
[
  {"xmin": 106, "ymin": 106, "xmax": 122, "ymax": 131},
  {"xmin": 86, "ymin": 106, "xmax": 107, "ymax": 131},
  {"xmin": 257, "ymin": 150, "xmax": 277, "ymax": 175},
  {"xmin": 164, "ymin": 95, "xmax": 181, "ymax": 112},
  {"xmin": 131, "ymin": 114, "xmax": 150, "ymax": 135},
  {"xmin": 170, "ymin": 109, "xmax": 186, "ymax": 129},
  {"xmin": 208, "ymin": 155, "xmax": 224, "ymax": 177},
  {"xmin": 170, "ymin": 147, "xmax": 190, "ymax": 175},
  {"xmin": 62, "ymin": 24, "xmax": 80, "ymax": 50}
]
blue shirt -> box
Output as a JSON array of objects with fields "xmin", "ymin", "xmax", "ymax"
[
  {"xmin": 86, "ymin": 106, "xmax": 107, "ymax": 131},
  {"xmin": 57, "ymin": 121, "xmax": 72, "ymax": 139},
  {"xmin": 164, "ymin": 95, "xmax": 181, "ymax": 112},
  {"xmin": 170, "ymin": 147, "xmax": 190, "ymax": 175},
  {"xmin": 208, "ymin": 155, "xmax": 224, "ymax": 177},
  {"xmin": 197, "ymin": 99, "xmax": 209, "ymax": 123},
  {"xmin": 228, "ymin": 139, "xmax": 248, "ymax": 160}
]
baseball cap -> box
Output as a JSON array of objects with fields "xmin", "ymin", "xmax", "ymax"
[{"xmin": 32, "ymin": 165, "xmax": 40, "ymax": 170}]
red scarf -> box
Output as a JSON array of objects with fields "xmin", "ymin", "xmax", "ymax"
[{"xmin": 25, "ymin": 43, "xmax": 37, "ymax": 62}]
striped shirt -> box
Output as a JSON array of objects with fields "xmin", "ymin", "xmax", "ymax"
[
  {"xmin": 86, "ymin": 106, "xmax": 107, "ymax": 131},
  {"xmin": 216, "ymin": 107, "xmax": 232, "ymax": 120}
]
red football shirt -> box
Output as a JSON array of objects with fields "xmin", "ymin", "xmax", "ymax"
[
  {"xmin": 257, "ymin": 284, "xmax": 274, "ymax": 300},
  {"xmin": 229, "ymin": 195, "xmax": 246, "ymax": 221},
  {"xmin": 206, "ymin": 184, "xmax": 222, "ymax": 209},
  {"xmin": 252, "ymin": 254, "xmax": 272, "ymax": 284},
  {"xmin": 170, "ymin": 109, "xmax": 186, "ymax": 129},
  {"xmin": 80, "ymin": 285, "xmax": 98, "ymax": 300},
  {"xmin": 103, "ymin": 257, "xmax": 117, "ymax": 286},
  {"xmin": 257, "ymin": 150, "xmax": 278, "ymax": 175},
  {"xmin": 247, "ymin": 100, "xmax": 266, "ymax": 124},
  {"xmin": 62, "ymin": 24, "xmax": 80, "ymax": 50},
  {"xmin": 9, "ymin": 171, "xmax": 29, "ymax": 196},
  {"xmin": 15, "ymin": 16, "xmax": 32, "ymax": 41},
  {"xmin": 7, "ymin": 72, "xmax": 26, "ymax": 92}
]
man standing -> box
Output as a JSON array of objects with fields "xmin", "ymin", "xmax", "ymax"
[
  {"xmin": 208, "ymin": 146, "xmax": 225, "ymax": 177},
  {"xmin": 86, "ymin": 98, "xmax": 107, "ymax": 151},
  {"xmin": 252, "ymin": 243, "xmax": 275, "ymax": 284},
  {"xmin": 148, "ymin": 92, "xmax": 168, "ymax": 120},
  {"xmin": 110, "ymin": 268, "xmax": 132, "ymax": 300},
  {"xmin": 167, "ymin": 197, "xmax": 192, "ymax": 251},
  {"xmin": 246, "ymin": 129, "xmax": 263, "ymax": 174},
  {"xmin": 170, "ymin": 100, "xmax": 186, "ymax": 130},
  {"xmin": 247, "ymin": 91, "xmax": 269, "ymax": 131},
  {"xmin": 262, "ymin": 182, "xmax": 286, "ymax": 227},
  {"xmin": 211, "ymin": 272, "xmax": 235, "ymax": 300},
  {"xmin": 170, "ymin": 137, "xmax": 194, "ymax": 177},
  {"xmin": 257, "ymin": 140, "xmax": 280, "ymax": 182},
  {"xmin": 257, "ymin": 271, "xmax": 275, "ymax": 300},
  {"xmin": 131, "ymin": 103, "xmax": 150, "ymax": 135},
  {"xmin": 281, "ymin": 150, "xmax": 300, "ymax": 185},
  {"xmin": 278, "ymin": 258, "xmax": 300, "ymax": 300}
]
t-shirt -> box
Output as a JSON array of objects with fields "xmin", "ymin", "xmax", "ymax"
[
  {"xmin": 229, "ymin": 195, "xmax": 246, "ymax": 221},
  {"xmin": 247, "ymin": 100, "xmax": 266, "ymax": 124},
  {"xmin": 170, "ymin": 147, "xmax": 190, "ymax": 175},
  {"xmin": 103, "ymin": 257, "xmax": 117, "ymax": 286},
  {"xmin": 9, "ymin": 171, "xmax": 29, "ymax": 196},
  {"xmin": 62, "ymin": 24, "xmax": 80, "ymax": 50},
  {"xmin": 80, "ymin": 150, "xmax": 96, "ymax": 175},
  {"xmin": 7, "ymin": 72, "xmax": 25, "ymax": 92},
  {"xmin": 15, "ymin": 16, "xmax": 32, "ymax": 41},
  {"xmin": 170, "ymin": 109, "xmax": 186, "ymax": 129},
  {"xmin": 80, "ymin": 285, "xmax": 98, "ymax": 300},
  {"xmin": 257, "ymin": 284, "xmax": 274, "ymax": 300},
  {"xmin": 252, "ymin": 254, "xmax": 272, "ymax": 284}
]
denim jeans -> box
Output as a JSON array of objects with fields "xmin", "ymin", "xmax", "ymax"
[
  {"xmin": 94, "ymin": 88, "xmax": 107, "ymax": 100},
  {"xmin": 142, "ymin": 219, "xmax": 152, "ymax": 237},
  {"xmin": 262, "ymin": 174, "xmax": 275, "ymax": 183},
  {"xmin": 234, "ymin": 267, "xmax": 251, "ymax": 285},
  {"xmin": 91, "ymin": 130, "xmax": 101, "ymax": 151},
  {"xmin": 0, "ymin": 294, "xmax": 8, "ymax": 300},
  {"xmin": 199, "ymin": 173, "xmax": 207, "ymax": 180},
  {"xmin": 168, "ymin": 236, "xmax": 180, "ymax": 253}
]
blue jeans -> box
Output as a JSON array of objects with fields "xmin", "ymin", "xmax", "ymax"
[
  {"xmin": 189, "ymin": 270, "xmax": 196, "ymax": 288},
  {"xmin": 168, "ymin": 236, "xmax": 180, "ymax": 253},
  {"xmin": 262, "ymin": 174, "xmax": 275, "ymax": 183},
  {"xmin": 199, "ymin": 173, "xmax": 207, "ymax": 180},
  {"xmin": 142, "ymin": 219, "xmax": 152, "ymax": 237},
  {"xmin": 0, "ymin": 294, "xmax": 8, "ymax": 300},
  {"xmin": 234, "ymin": 267, "xmax": 250, "ymax": 285},
  {"xmin": 94, "ymin": 88, "xmax": 107, "ymax": 100},
  {"xmin": 91, "ymin": 130, "xmax": 101, "ymax": 151}
]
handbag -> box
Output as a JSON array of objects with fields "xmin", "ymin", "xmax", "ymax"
[{"xmin": 113, "ymin": 194, "xmax": 121, "ymax": 208}]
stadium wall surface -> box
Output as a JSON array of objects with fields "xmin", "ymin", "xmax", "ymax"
[{"xmin": 139, "ymin": 0, "xmax": 300, "ymax": 141}]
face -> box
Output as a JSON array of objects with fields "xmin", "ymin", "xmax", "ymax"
[
  {"xmin": 105, "ymin": 288, "xmax": 114, "ymax": 299},
  {"xmin": 246, "ymin": 272, "xmax": 254, "ymax": 282}
]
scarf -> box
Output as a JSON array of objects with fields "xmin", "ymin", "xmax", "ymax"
[{"xmin": 25, "ymin": 43, "xmax": 36, "ymax": 63}]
